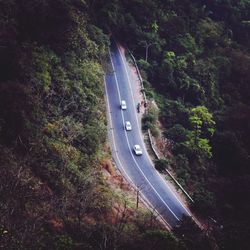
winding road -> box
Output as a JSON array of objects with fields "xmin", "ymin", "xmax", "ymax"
[{"xmin": 104, "ymin": 42, "xmax": 191, "ymax": 227}]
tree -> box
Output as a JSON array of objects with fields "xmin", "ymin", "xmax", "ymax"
[
  {"xmin": 192, "ymin": 186, "xmax": 216, "ymax": 215},
  {"xmin": 140, "ymin": 230, "xmax": 180, "ymax": 250},
  {"xmin": 196, "ymin": 18, "xmax": 223, "ymax": 48},
  {"xmin": 190, "ymin": 106, "xmax": 215, "ymax": 137},
  {"xmin": 154, "ymin": 158, "xmax": 171, "ymax": 172},
  {"xmin": 140, "ymin": 37, "xmax": 157, "ymax": 62},
  {"xmin": 184, "ymin": 106, "xmax": 215, "ymax": 159},
  {"xmin": 139, "ymin": 21, "xmax": 163, "ymax": 62},
  {"xmin": 174, "ymin": 216, "xmax": 217, "ymax": 250},
  {"xmin": 166, "ymin": 124, "xmax": 190, "ymax": 143}
]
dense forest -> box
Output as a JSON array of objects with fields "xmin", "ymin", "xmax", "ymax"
[
  {"xmin": 91, "ymin": 0, "xmax": 250, "ymax": 249},
  {"xmin": 0, "ymin": 0, "xmax": 198, "ymax": 249},
  {"xmin": 0, "ymin": 0, "xmax": 250, "ymax": 249}
]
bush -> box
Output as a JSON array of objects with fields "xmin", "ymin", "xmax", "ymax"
[
  {"xmin": 165, "ymin": 124, "xmax": 190, "ymax": 143},
  {"xmin": 151, "ymin": 127, "xmax": 160, "ymax": 138},
  {"xmin": 192, "ymin": 186, "xmax": 216, "ymax": 215},
  {"xmin": 154, "ymin": 158, "xmax": 172, "ymax": 172},
  {"xmin": 142, "ymin": 113, "xmax": 155, "ymax": 130},
  {"xmin": 138, "ymin": 59, "xmax": 151, "ymax": 70},
  {"xmin": 142, "ymin": 101, "xmax": 159, "ymax": 130}
]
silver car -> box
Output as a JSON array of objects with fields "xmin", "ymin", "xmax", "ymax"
[
  {"xmin": 125, "ymin": 121, "xmax": 132, "ymax": 131},
  {"xmin": 121, "ymin": 100, "xmax": 127, "ymax": 110},
  {"xmin": 134, "ymin": 144, "xmax": 142, "ymax": 155}
]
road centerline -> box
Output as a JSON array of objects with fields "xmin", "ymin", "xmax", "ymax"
[
  {"xmin": 109, "ymin": 49, "xmax": 180, "ymax": 222},
  {"xmin": 115, "ymin": 43, "xmax": 191, "ymax": 217},
  {"xmin": 104, "ymin": 77, "xmax": 171, "ymax": 229}
]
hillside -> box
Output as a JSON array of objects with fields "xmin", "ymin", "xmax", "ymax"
[
  {"xmin": 91, "ymin": 0, "xmax": 250, "ymax": 249},
  {"xmin": 0, "ymin": 1, "xmax": 188, "ymax": 249}
]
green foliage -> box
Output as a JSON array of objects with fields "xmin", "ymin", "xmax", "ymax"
[
  {"xmin": 174, "ymin": 154, "xmax": 191, "ymax": 187},
  {"xmin": 176, "ymin": 33, "xmax": 200, "ymax": 54},
  {"xmin": 2, "ymin": 0, "xmax": 250, "ymax": 248},
  {"xmin": 140, "ymin": 229, "xmax": 181, "ymax": 250},
  {"xmin": 160, "ymin": 99, "xmax": 189, "ymax": 129},
  {"xmin": 137, "ymin": 59, "xmax": 151, "ymax": 71},
  {"xmin": 174, "ymin": 216, "xmax": 217, "ymax": 250},
  {"xmin": 151, "ymin": 126, "xmax": 160, "ymax": 138},
  {"xmin": 164, "ymin": 51, "xmax": 176, "ymax": 63},
  {"xmin": 151, "ymin": 21, "xmax": 159, "ymax": 33},
  {"xmin": 142, "ymin": 102, "xmax": 159, "ymax": 130},
  {"xmin": 32, "ymin": 48, "xmax": 52, "ymax": 92},
  {"xmin": 196, "ymin": 18, "xmax": 223, "ymax": 48},
  {"xmin": 165, "ymin": 124, "xmax": 190, "ymax": 143},
  {"xmin": 90, "ymin": 0, "xmax": 250, "ymax": 248},
  {"xmin": 0, "ymin": 0, "xmax": 110, "ymax": 248},
  {"xmin": 191, "ymin": 106, "xmax": 215, "ymax": 131},
  {"xmin": 154, "ymin": 158, "xmax": 172, "ymax": 172},
  {"xmin": 87, "ymin": 24, "xmax": 110, "ymax": 57},
  {"xmin": 142, "ymin": 113, "xmax": 155, "ymax": 130},
  {"xmin": 184, "ymin": 106, "xmax": 215, "ymax": 159},
  {"xmin": 184, "ymin": 134, "xmax": 212, "ymax": 159},
  {"xmin": 53, "ymin": 235, "xmax": 76, "ymax": 250},
  {"xmin": 192, "ymin": 187, "xmax": 216, "ymax": 215}
]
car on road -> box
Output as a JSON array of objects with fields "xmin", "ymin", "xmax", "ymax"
[
  {"xmin": 125, "ymin": 121, "xmax": 132, "ymax": 131},
  {"xmin": 121, "ymin": 100, "xmax": 127, "ymax": 110},
  {"xmin": 133, "ymin": 144, "xmax": 142, "ymax": 155}
]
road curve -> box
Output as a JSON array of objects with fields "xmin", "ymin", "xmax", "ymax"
[{"xmin": 104, "ymin": 41, "xmax": 191, "ymax": 227}]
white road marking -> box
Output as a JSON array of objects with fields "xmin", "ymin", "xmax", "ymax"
[
  {"xmin": 109, "ymin": 49, "xmax": 180, "ymax": 222},
  {"xmin": 104, "ymin": 77, "xmax": 171, "ymax": 229},
  {"xmin": 116, "ymin": 44, "xmax": 192, "ymax": 217}
]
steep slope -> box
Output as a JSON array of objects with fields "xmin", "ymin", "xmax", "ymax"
[
  {"xmin": 0, "ymin": 1, "xmax": 185, "ymax": 249},
  {"xmin": 90, "ymin": 0, "xmax": 250, "ymax": 249}
]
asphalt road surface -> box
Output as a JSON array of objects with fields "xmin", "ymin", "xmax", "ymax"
[{"xmin": 105, "ymin": 41, "xmax": 191, "ymax": 227}]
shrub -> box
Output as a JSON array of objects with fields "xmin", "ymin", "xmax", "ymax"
[
  {"xmin": 142, "ymin": 101, "xmax": 159, "ymax": 130},
  {"xmin": 192, "ymin": 186, "xmax": 216, "ymax": 215},
  {"xmin": 151, "ymin": 127, "xmax": 160, "ymax": 138},
  {"xmin": 165, "ymin": 124, "xmax": 190, "ymax": 143},
  {"xmin": 154, "ymin": 158, "xmax": 172, "ymax": 172}
]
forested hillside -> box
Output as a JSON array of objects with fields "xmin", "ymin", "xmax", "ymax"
[
  {"xmin": 0, "ymin": 0, "xmax": 110, "ymax": 248},
  {"xmin": 91, "ymin": 0, "xmax": 250, "ymax": 249},
  {"xmin": 0, "ymin": 1, "xmax": 203, "ymax": 249},
  {"xmin": 1, "ymin": 0, "xmax": 250, "ymax": 249},
  {"xmin": 0, "ymin": 1, "xmax": 171, "ymax": 249}
]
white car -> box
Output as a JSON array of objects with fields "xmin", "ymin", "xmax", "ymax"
[
  {"xmin": 134, "ymin": 144, "xmax": 142, "ymax": 155},
  {"xmin": 125, "ymin": 121, "xmax": 132, "ymax": 131},
  {"xmin": 121, "ymin": 100, "xmax": 127, "ymax": 110}
]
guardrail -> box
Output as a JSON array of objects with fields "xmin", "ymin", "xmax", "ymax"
[
  {"xmin": 127, "ymin": 49, "xmax": 194, "ymax": 204},
  {"xmin": 147, "ymin": 129, "xmax": 161, "ymax": 159},
  {"xmin": 148, "ymin": 130, "xmax": 194, "ymax": 203},
  {"xmin": 104, "ymin": 75, "xmax": 171, "ymax": 230}
]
